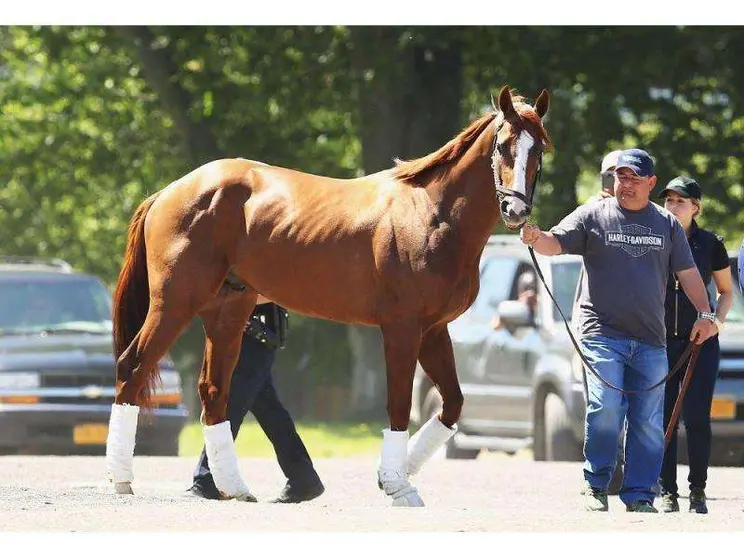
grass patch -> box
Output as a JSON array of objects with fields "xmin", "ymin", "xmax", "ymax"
[{"xmin": 179, "ymin": 420, "xmax": 387, "ymax": 458}]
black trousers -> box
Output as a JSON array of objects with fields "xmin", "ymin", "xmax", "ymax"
[
  {"xmin": 193, "ymin": 333, "xmax": 320, "ymax": 490},
  {"xmin": 660, "ymin": 336, "xmax": 720, "ymax": 495}
]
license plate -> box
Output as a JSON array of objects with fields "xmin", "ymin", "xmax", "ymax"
[
  {"xmin": 710, "ymin": 397, "xmax": 736, "ymax": 420},
  {"xmin": 73, "ymin": 423, "xmax": 108, "ymax": 445}
]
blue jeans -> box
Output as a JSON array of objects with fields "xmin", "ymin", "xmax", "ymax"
[{"xmin": 581, "ymin": 334, "xmax": 667, "ymax": 506}]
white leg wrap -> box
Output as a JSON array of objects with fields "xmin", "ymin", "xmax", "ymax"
[
  {"xmin": 204, "ymin": 421, "xmax": 255, "ymax": 501},
  {"xmin": 105, "ymin": 403, "xmax": 139, "ymax": 488},
  {"xmin": 407, "ymin": 415, "xmax": 457, "ymax": 476},
  {"xmin": 377, "ymin": 428, "xmax": 424, "ymax": 507}
]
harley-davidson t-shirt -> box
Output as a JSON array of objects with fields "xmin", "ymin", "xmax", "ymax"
[{"xmin": 551, "ymin": 198, "xmax": 696, "ymax": 348}]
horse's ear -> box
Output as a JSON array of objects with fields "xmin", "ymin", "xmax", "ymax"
[
  {"xmin": 498, "ymin": 85, "xmax": 516, "ymax": 117},
  {"xmin": 534, "ymin": 89, "xmax": 550, "ymax": 119}
]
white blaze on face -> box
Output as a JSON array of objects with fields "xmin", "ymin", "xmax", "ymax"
[{"xmin": 512, "ymin": 130, "xmax": 535, "ymax": 198}]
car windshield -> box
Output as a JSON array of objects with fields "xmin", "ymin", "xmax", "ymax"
[
  {"xmin": 0, "ymin": 277, "xmax": 113, "ymax": 336},
  {"xmin": 466, "ymin": 256, "xmax": 520, "ymax": 324},
  {"xmin": 550, "ymin": 260, "xmax": 583, "ymax": 323}
]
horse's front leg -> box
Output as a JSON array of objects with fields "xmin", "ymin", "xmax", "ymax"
[
  {"xmin": 406, "ymin": 325, "xmax": 460, "ymax": 476},
  {"xmin": 377, "ymin": 318, "xmax": 424, "ymax": 507}
]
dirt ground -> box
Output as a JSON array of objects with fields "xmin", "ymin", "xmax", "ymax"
[{"xmin": 2, "ymin": 451, "xmax": 743, "ymax": 535}]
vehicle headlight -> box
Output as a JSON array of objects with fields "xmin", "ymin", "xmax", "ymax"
[
  {"xmin": 159, "ymin": 371, "xmax": 181, "ymax": 390},
  {"xmin": 0, "ymin": 372, "xmax": 40, "ymax": 389}
]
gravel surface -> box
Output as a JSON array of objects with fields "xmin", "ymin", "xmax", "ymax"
[{"xmin": 2, "ymin": 453, "xmax": 743, "ymax": 532}]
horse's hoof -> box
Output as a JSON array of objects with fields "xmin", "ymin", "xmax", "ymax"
[
  {"xmin": 392, "ymin": 491, "xmax": 425, "ymax": 507},
  {"xmin": 217, "ymin": 491, "xmax": 257, "ymax": 502},
  {"xmin": 114, "ymin": 482, "xmax": 134, "ymax": 495},
  {"xmin": 235, "ymin": 492, "xmax": 258, "ymax": 503}
]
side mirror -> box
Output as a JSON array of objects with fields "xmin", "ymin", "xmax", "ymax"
[{"xmin": 496, "ymin": 300, "xmax": 533, "ymax": 329}]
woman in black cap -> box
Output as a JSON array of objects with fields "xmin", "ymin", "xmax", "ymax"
[{"xmin": 659, "ymin": 176, "xmax": 735, "ymax": 514}]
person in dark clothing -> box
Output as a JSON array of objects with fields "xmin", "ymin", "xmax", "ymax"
[
  {"xmin": 185, "ymin": 299, "xmax": 325, "ymax": 503},
  {"xmin": 658, "ymin": 176, "xmax": 735, "ymax": 514}
]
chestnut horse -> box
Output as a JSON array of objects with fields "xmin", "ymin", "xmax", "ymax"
[{"xmin": 105, "ymin": 86, "xmax": 551, "ymax": 506}]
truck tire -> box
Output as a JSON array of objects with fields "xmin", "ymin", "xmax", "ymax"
[{"xmin": 544, "ymin": 392, "xmax": 583, "ymax": 462}]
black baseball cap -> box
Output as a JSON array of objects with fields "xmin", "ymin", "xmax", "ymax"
[{"xmin": 659, "ymin": 176, "xmax": 702, "ymax": 200}]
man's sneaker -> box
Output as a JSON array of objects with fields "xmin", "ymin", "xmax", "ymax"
[
  {"xmin": 659, "ymin": 493, "xmax": 679, "ymax": 513},
  {"xmin": 689, "ymin": 487, "xmax": 708, "ymax": 514},
  {"xmin": 626, "ymin": 500, "xmax": 659, "ymax": 513},
  {"xmin": 582, "ymin": 481, "xmax": 608, "ymax": 512}
]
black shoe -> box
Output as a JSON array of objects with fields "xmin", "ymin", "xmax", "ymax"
[
  {"xmin": 184, "ymin": 482, "xmax": 221, "ymax": 501},
  {"xmin": 270, "ymin": 480, "xmax": 325, "ymax": 504},
  {"xmin": 625, "ymin": 500, "xmax": 659, "ymax": 513},
  {"xmin": 689, "ymin": 487, "xmax": 708, "ymax": 514}
]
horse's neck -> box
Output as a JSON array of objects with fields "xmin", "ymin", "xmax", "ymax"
[{"xmin": 425, "ymin": 131, "xmax": 500, "ymax": 264}]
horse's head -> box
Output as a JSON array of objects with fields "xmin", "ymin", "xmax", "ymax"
[{"xmin": 491, "ymin": 86, "xmax": 551, "ymax": 230}]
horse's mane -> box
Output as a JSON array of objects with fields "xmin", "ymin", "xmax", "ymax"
[
  {"xmin": 392, "ymin": 95, "xmax": 551, "ymax": 183},
  {"xmin": 391, "ymin": 112, "xmax": 497, "ymax": 183}
]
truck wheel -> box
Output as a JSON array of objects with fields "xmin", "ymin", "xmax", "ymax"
[{"xmin": 544, "ymin": 393, "xmax": 583, "ymax": 462}]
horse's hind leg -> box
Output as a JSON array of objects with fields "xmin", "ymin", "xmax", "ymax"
[
  {"xmin": 107, "ymin": 259, "xmax": 227, "ymax": 495},
  {"xmin": 197, "ymin": 288, "xmax": 257, "ymax": 501},
  {"xmin": 107, "ymin": 301, "xmax": 198, "ymax": 494},
  {"xmin": 377, "ymin": 318, "xmax": 425, "ymax": 507},
  {"xmin": 406, "ymin": 325, "xmax": 460, "ymax": 477}
]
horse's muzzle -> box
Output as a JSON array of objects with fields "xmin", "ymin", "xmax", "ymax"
[{"xmin": 500, "ymin": 199, "xmax": 530, "ymax": 230}]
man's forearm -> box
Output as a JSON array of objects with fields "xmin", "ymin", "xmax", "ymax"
[
  {"xmin": 677, "ymin": 268, "xmax": 712, "ymax": 313},
  {"xmin": 529, "ymin": 231, "xmax": 563, "ymax": 256}
]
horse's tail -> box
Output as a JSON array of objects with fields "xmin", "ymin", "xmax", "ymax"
[{"xmin": 112, "ymin": 192, "xmax": 160, "ymax": 406}]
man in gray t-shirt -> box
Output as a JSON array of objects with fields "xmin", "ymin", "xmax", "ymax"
[
  {"xmin": 520, "ymin": 148, "xmax": 717, "ymax": 513},
  {"xmin": 559, "ymin": 192, "xmax": 694, "ymax": 348}
]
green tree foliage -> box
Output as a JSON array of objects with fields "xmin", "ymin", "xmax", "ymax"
[
  {"xmin": 462, "ymin": 27, "xmax": 744, "ymax": 242},
  {"xmin": 0, "ymin": 27, "xmax": 183, "ymax": 280}
]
